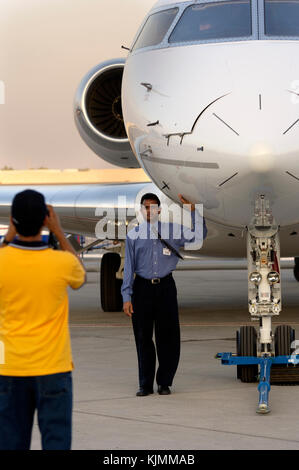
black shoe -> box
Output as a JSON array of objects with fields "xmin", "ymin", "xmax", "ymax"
[
  {"xmin": 158, "ymin": 385, "xmax": 171, "ymax": 395},
  {"xmin": 136, "ymin": 388, "xmax": 154, "ymax": 397}
]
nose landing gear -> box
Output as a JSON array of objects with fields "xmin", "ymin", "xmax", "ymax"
[{"xmin": 217, "ymin": 195, "xmax": 299, "ymax": 413}]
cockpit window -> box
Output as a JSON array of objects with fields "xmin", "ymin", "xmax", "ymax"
[
  {"xmin": 132, "ymin": 8, "xmax": 179, "ymax": 51},
  {"xmin": 169, "ymin": 1, "xmax": 252, "ymax": 43},
  {"xmin": 264, "ymin": 0, "xmax": 299, "ymax": 37}
]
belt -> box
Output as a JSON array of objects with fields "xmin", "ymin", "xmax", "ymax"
[{"xmin": 136, "ymin": 273, "xmax": 172, "ymax": 284}]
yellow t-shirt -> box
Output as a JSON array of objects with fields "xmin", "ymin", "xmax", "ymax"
[{"xmin": 0, "ymin": 243, "xmax": 85, "ymax": 376}]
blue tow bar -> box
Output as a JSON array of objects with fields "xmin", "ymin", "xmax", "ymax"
[
  {"xmin": 216, "ymin": 353, "xmax": 299, "ymax": 414},
  {"xmin": 257, "ymin": 357, "xmax": 272, "ymax": 414}
]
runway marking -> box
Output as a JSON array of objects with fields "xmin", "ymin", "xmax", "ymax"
[{"xmin": 73, "ymin": 409, "xmax": 299, "ymax": 445}]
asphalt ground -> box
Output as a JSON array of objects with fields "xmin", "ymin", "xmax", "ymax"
[{"xmin": 29, "ymin": 260, "xmax": 299, "ymax": 450}]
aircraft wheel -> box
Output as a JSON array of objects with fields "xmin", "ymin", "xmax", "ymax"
[
  {"xmin": 274, "ymin": 325, "xmax": 295, "ymax": 356},
  {"xmin": 271, "ymin": 325, "xmax": 298, "ymax": 384},
  {"xmin": 100, "ymin": 252, "xmax": 123, "ymax": 312},
  {"xmin": 237, "ymin": 326, "xmax": 258, "ymax": 383},
  {"xmin": 236, "ymin": 330, "xmax": 241, "ymax": 379}
]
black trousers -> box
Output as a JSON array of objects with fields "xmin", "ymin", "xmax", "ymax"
[{"xmin": 131, "ymin": 274, "xmax": 180, "ymax": 390}]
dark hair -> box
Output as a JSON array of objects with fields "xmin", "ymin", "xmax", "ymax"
[
  {"xmin": 11, "ymin": 189, "xmax": 48, "ymax": 237},
  {"xmin": 140, "ymin": 193, "xmax": 161, "ymax": 207}
]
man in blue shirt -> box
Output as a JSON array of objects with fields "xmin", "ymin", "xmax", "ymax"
[{"xmin": 122, "ymin": 192, "xmax": 207, "ymax": 396}]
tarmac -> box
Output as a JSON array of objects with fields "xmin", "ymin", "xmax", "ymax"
[{"xmin": 30, "ymin": 258, "xmax": 299, "ymax": 450}]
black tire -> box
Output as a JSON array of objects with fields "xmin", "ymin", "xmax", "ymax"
[
  {"xmin": 271, "ymin": 325, "xmax": 298, "ymax": 384},
  {"xmin": 100, "ymin": 253, "xmax": 123, "ymax": 312},
  {"xmin": 236, "ymin": 330, "xmax": 241, "ymax": 380},
  {"xmin": 237, "ymin": 326, "xmax": 258, "ymax": 383},
  {"xmin": 274, "ymin": 325, "xmax": 294, "ymax": 356}
]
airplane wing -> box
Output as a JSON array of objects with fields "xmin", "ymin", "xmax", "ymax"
[
  {"xmin": 0, "ymin": 182, "xmax": 151, "ymax": 237},
  {"xmin": 0, "ymin": 180, "xmax": 246, "ymax": 312},
  {"xmin": 0, "ymin": 181, "xmax": 247, "ymax": 257}
]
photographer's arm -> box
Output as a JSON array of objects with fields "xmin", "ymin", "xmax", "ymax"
[
  {"xmin": 0, "ymin": 218, "xmax": 17, "ymax": 247},
  {"xmin": 46, "ymin": 205, "xmax": 86, "ymax": 289},
  {"xmin": 45, "ymin": 205, "xmax": 85, "ymax": 267}
]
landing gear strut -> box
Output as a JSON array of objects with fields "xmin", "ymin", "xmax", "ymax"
[
  {"xmin": 247, "ymin": 195, "xmax": 281, "ymax": 359},
  {"xmin": 217, "ymin": 195, "xmax": 299, "ymax": 414}
]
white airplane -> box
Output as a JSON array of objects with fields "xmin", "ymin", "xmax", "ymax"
[{"xmin": 1, "ymin": 0, "xmax": 299, "ymax": 383}]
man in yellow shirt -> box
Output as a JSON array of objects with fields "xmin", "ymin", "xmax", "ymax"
[{"xmin": 0, "ymin": 189, "xmax": 86, "ymax": 450}]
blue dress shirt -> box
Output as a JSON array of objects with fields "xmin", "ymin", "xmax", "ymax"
[{"xmin": 121, "ymin": 210, "xmax": 207, "ymax": 303}]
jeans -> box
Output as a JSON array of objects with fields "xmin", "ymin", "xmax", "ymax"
[{"xmin": 0, "ymin": 372, "xmax": 72, "ymax": 450}]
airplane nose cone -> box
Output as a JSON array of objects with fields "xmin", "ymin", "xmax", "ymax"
[
  {"xmin": 192, "ymin": 88, "xmax": 299, "ymax": 174},
  {"xmin": 249, "ymin": 142, "xmax": 275, "ymax": 173}
]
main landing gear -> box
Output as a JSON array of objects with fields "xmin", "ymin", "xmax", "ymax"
[
  {"xmin": 69, "ymin": 236, "xmax": 124, "ymax": 312},
  {"xmin": 217, "ymin": 196, "xmax": 299, "ymax": 414},
  {"xmin": 100, "ymin": 251, "xmax": 123, "ymax": 312}
]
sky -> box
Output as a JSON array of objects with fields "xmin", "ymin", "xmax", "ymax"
[{"xmin": 0, "ymin": 0, "xmax": 154, "ymax": 170}]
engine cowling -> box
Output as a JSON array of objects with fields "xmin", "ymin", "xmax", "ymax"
[{"xmin": 74, "ymin": 59, "xmax": 140, "ymax": 168}]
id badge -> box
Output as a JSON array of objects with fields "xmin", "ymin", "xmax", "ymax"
[{"xmin": 163, "ymin": 247, "xmax": 171, "ymax": 256}]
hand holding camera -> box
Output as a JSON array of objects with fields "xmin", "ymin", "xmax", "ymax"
[{"xmin": 44, "ymin": 205, "xmax": 63, "ymax": 237}]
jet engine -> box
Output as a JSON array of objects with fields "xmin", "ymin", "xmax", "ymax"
[{"xmin": 74, "ymin": 59, "xmax": 139, "ymax": 168}]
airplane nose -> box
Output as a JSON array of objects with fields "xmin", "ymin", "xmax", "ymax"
[
  {"xmin": 249, "ymin": 142, "xmax": 274, "ymax": 173},
  {"xmin": 189, "ymin": 88, "xmax": 299, "ymax": 174}
]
